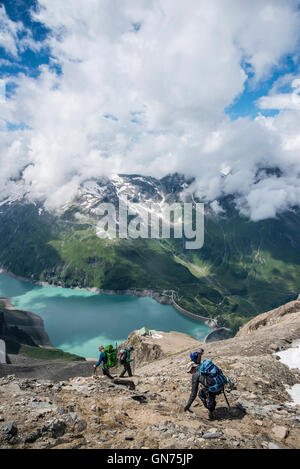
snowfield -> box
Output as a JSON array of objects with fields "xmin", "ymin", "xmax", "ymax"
[{"xmin": 277, "ymin": 340, "xmax": 300, "ymax": 406}]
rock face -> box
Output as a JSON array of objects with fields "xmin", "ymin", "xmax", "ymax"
[
  {"xmin": 119, "ymin": 329, "xmax": 201, "ymax": 368},
  {"xmin": 204, "ymin": 328, "xmax": 234, "ymax": 343},
  {"xmin": 0, "ymin": 298, "xmax": 52, "ymax": 351},
  {"xmin": 0, "ymin": 301, "xmax": 299, "ymax": 450},
  {"xmin": 237, "ymin": 296, "xmax": 300, "ymax": 337},
  {"xmin": 120, "ymin": 331, "xmax": 163, "ymax": 368}
]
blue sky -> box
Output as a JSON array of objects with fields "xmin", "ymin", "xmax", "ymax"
[
  {"xmin": 227, "ymin": 54, "xmax": 300, "ymax": 119},
  {"xmin": 1, "ymin": 0, "xmax": 300, "ymax": 221},
  {"xmin": 0, "ymin": 0, "xmax": 60, "ymax": 83}
]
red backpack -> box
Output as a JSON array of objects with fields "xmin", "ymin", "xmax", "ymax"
[{"xmin": 118, "ymin": 348, "xmax": 127, "ymax": 365}]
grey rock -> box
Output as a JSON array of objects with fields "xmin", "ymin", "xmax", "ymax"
[
  {"xmin": 46, "ymin": 419, "xmax": 67, "ymax": 439},
  {"xmin": 24, "ymin": 429, "xmax": 42, "ymax": 443},
  {"xmin": 52, "ymin": 386, "xmax": 62, "ymax": 392},
  {"xmin": 1, "ymin": 421, "xmax": 18, "ymax": 437},
  {"xmin": 63, "ymin": 412, "xmax": 87, "ymax": 432},
  {"xmin": 203, "ymin": 432, "xmax": 223, "ymax": 439},
  {"xmin": 57, "ymin": 406, "xmax": 67, "ymax": 415},
  {"xmin": 268, "ymin": 442, "xmax": 281, "ymax": 450},
  {"xmin": 270, "ymin": 343, "xmax": 280, "ymax": 352},
  {"xmin": 64, "ymin": 412, "xmax": 80, "ymax": 423},
  {"xmin": 91, "ymin": 405, "xmax": 101, "ymax": 413},
  {"xmin": 76, "ymin": 420, "xmax": 87, "ymax": 432},
  {"xmin": 67, "ymin": 404, "xmax": 76, "ymax": 412},
  {"xmin": 272, "ymin": 425, "xmax": 289, "ymax": 440}
]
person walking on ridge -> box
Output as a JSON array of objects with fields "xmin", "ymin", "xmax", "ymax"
[
  {"xmin": 93, "ymin": 345, "xmax": 113, "ymax": 379},
  {"xmin": 184, "ymin": 362, "xmax": 217, "ymax": 420},
  {"xmin": 119, "ymin": 345, "xmax": 135, "ymax": 377}
]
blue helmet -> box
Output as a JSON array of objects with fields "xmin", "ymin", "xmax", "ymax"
[
  {"xmin": 129, "ymin": 345, "xmax": 134, "ymax": 350},
  {"xmin": 190, "ymin": 352, "xmax": 199, "ymax": 364}
]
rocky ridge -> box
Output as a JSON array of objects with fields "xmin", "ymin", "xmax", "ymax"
[{"xmin": 0, "ymin": 300, "xmax": 299, "ymax": 450}]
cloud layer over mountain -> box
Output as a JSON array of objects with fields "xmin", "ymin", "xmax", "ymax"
[{"xmin": 1, "ymin": 0, "xmax": 300, "ymax": 219}]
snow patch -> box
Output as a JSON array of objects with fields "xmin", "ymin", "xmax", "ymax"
[
  {"xmin": 276, "ymin": 340, "xmax": 300, "ymax": 371},
  {"xmin": 286, "ymin": 384, "xmax": 300, "ymax": 407},
  {"xmin": 276, "ymin": 340, "xmax": 300, "ymax": 407}
]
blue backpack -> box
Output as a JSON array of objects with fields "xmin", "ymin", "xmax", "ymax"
[{"xmin": 199, "ymin": 359, "xmax": 228, "ymax": 394}]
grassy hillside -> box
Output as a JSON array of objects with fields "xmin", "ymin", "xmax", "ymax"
[{"xmin": 18, "ymin": 344, "xmax": 85, "ymax": 361}]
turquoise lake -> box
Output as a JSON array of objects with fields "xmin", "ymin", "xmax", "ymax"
[{"xmin": 0, "ymin": 272, "xmax": 210, "ymax": 358}]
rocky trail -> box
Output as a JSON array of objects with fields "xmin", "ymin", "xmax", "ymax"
[{"xmin": 0, "ymin": 299, "xmax": 299, "ymax": 450}]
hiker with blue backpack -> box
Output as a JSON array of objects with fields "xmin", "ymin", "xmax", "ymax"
[{"xmin": 184, "ymin": 358, "xmax": 232, "ymax": 420}]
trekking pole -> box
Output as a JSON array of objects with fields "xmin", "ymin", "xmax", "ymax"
[{"xmin": 223, "ymin": 389, "xmax": 231, "ymax": 409}]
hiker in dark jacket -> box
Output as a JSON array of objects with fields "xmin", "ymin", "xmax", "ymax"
[
  {"xmin": 119, "ymin": 346, "xmax": 135, "ymax": 378},
  {"xmin": 184, "ymin": 362, "xmax": 217, "ymax": 420},
  {"xmin": 93, "ymin": 345, "xmax": 113, "ymax": 379}
]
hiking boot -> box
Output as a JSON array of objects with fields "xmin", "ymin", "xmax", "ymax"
[{"xmin": 208, "ymin": 410, "xmax": 215, "ymax": 420}]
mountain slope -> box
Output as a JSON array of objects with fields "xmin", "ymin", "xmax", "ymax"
[
  {"xmin": 1, "ymin": 174, "xmax": 300, "ymax": 332},
  {"xmin": 0, "ymin": 297, "xmax": 299, "ymax": 449}
]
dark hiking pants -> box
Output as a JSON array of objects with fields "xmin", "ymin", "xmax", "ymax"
[
  {"xmin": 198, "ymin": 388, "xmax": 216, "ymax": 411},
  {"xmin": 103, "ymin": 367, "xmax": 113, "ymax": 379},
  {"xmin": 120, "ymin": 362, "xmax": 132, "ymax": 377}
]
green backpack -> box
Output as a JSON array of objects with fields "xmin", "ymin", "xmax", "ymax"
[{"xmin": 103, "ymin": 345, "xmax": 118, "ymax": 369}]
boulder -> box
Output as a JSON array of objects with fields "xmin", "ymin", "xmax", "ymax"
[
  {"xmin": 1, "ymin": 421, "xmax": 18, "ymax": 438},
  {"xmin": 272, "ymin": 425, "xmax": 289, "ymax": 440}
]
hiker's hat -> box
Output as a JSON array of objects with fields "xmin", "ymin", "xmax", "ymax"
[
  {"xmin": 186, "ymin": 362, "xmax": 198, "ymax": 373},
  {"xmin": 129, "ymin": 345, "xmax": 134, "ymax": 350}
]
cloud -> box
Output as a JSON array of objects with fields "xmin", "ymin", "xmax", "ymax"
[
  {"xmin": 0, "ymin": 4, "xmax": 44, "ymax": 57},
  {"xmin": 258, "ymin": 77, "xmax": 300, "ymax": 111},
  {"xmin": 0, "ymin": 5, "xmax": 20, "ymax": 57},
  {"xmin": 1, "ymin": 0, "xmax": 300, "ymax": 219}
]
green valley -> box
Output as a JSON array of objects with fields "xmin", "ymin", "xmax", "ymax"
[{"xmin": 1, "ymin": 187, "xmax": 300, "ymax": 334}]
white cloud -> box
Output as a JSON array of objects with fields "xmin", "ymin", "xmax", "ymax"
[
  {"xmin": 1, "ymin": 0, "xmax": 300, "ymax": 218},
  {"xmin": 0, "ymin": 5, "xmax": 20, "ymax": 57},
  {"xmin": 259, "ymin": 77, "xmax": 300, "ymax": 111},
  {"xmin": 210, "ymin": 200, "xmax": 225, "ymax": 215},
  {"xmin": 0, "ymin": 5, "xmax": 45, "ymax": 58}
]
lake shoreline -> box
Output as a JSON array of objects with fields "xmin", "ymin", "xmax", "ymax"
[{"xmin": 0, "ymin": 266, "xmax": 216, "ymax": 331}]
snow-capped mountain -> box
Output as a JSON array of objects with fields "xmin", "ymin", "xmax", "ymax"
[{"xmin": 0, "ymin": 173, "xmax": 300, "ymax": 333}]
